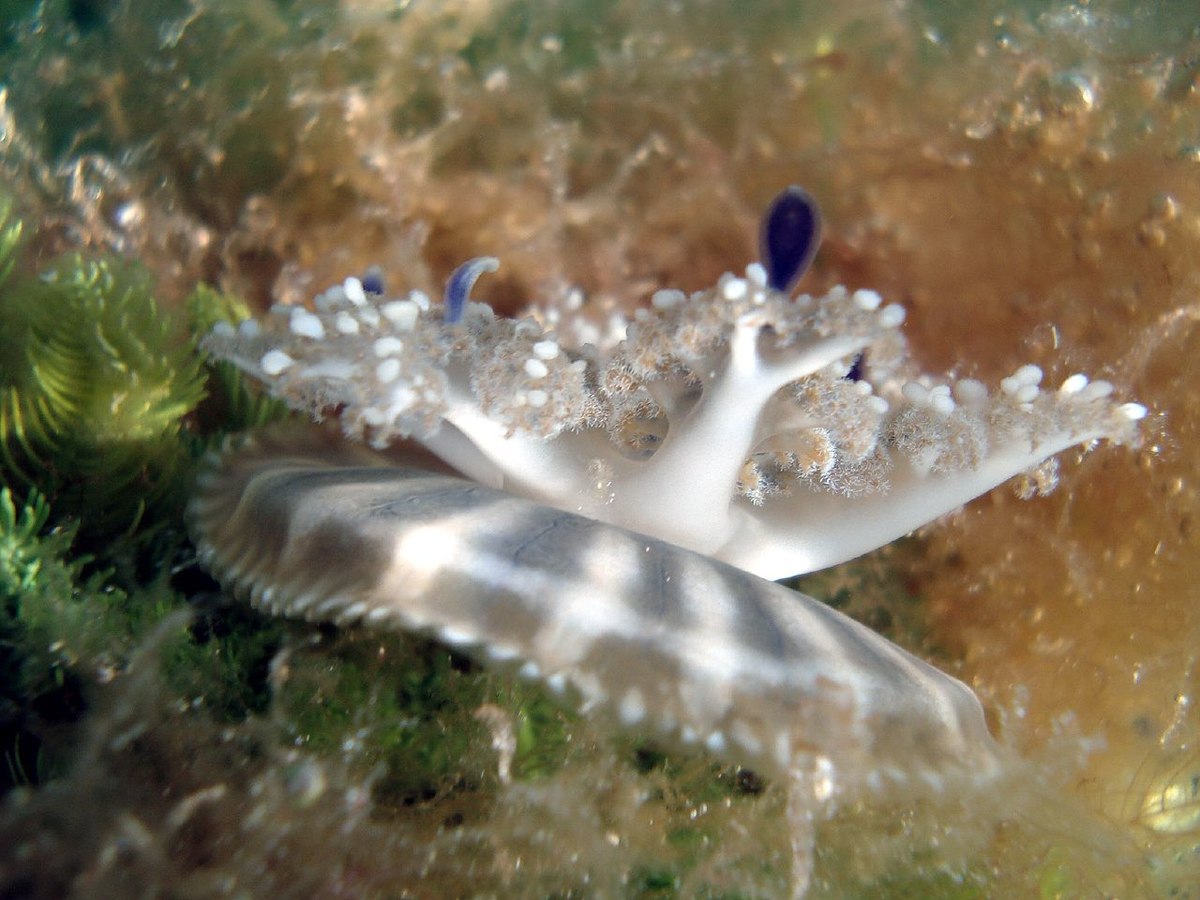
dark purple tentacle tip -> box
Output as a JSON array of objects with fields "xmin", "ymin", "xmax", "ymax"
[
  {"xmin": 443, "ymin": 256, "xmax": 499, "ymax": 325},
  {"xmin": 761, "ymin": 186, "xmax": 821, "ymax": 294},
  {"xmin": 845, "ymin": 351, "xmax": 865, "ymax": 382},
  {"xmin": 360, "ymin": 266, "xmax": 386, "ymax": 296}
]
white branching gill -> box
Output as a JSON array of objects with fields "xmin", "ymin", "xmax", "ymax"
[{"xmin": 203, "ymin": 188, "xmax": 1145, "ymax": 580}]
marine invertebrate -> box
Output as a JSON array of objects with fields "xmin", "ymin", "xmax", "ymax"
[
  {"xmin": 192, "ymin": 187, "xmax": 1145, "ymax": 894},
  {"xmin": 200, "ymin": 188, "xmax": 1144, "ymax": 580}
]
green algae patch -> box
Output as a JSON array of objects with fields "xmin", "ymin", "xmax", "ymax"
[
  {"xmin": 0, "ymin": 203, "xmax": 205, "ymax": 546},
  {"xmin": 0, "ymin": 196, "xmax": 254, "ymax": 791},
  {"xmin": 268, "ymin": 627, "xmax": 583, "ymax": 813},
  {"xmin": 0, "ymin": 485, "xmax": 190, "ymax": 787}
]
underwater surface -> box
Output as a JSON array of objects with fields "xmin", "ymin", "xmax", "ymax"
[{"xmin": 0, "ymin": 0, "xmax": 1198, "ymax": 896}]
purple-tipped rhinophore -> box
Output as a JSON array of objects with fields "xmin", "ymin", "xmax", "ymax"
[
  {"xmin": 443, "ymin": 256, "xmax": 499, "ymax": 325},
  {"xmin": 761, "ymin": 186, "xmax": 821, "ymax": 293},
  {"xmin": 845, "ymin": 351, "xmax": 866, "ymax": 383},
  {"xmin": 360, "ymin": 266, "xmax": 386, "ymax": 296}
]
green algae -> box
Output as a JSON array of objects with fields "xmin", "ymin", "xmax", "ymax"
[
  {"xmin": 0, "ymin": 484, "xmax": 189, "ymax": 788},
  {"xmin": 0, "ymin": 209, "xmax": 205, "ymax": 544},
  {"xmin": 0, "ymin": 198, "xmax": 258, "ymax": 789}
]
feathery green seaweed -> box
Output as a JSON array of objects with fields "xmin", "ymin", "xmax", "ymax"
[
  {"xmin": 0, "ymin": 194, "xmax": 289, "ymax": 794},
  {"xmin": 0, "ymin": 200, "xmax": 206, "ymax": 543}
]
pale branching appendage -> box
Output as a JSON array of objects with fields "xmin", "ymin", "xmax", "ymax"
[{"xmin": 202, "ymin": 188, "xmax": 1145, "ymax": 579}]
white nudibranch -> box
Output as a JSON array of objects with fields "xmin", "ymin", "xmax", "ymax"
[
  {"xmin": 201, "ymin": 186, "xmax": 1143, "ymax": 580},
  {"xmin": 194, "ymin": 186, "xmax": 1145, "ymax": 894}
]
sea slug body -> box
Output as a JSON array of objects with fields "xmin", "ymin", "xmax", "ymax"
[
  {"xmin": 200, "ymin": 188, "xmax": 1144, "ymax": 581},
  {"xmin": 192, "ymin": 187, "xmax": 1145, "ymax": 895}
]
